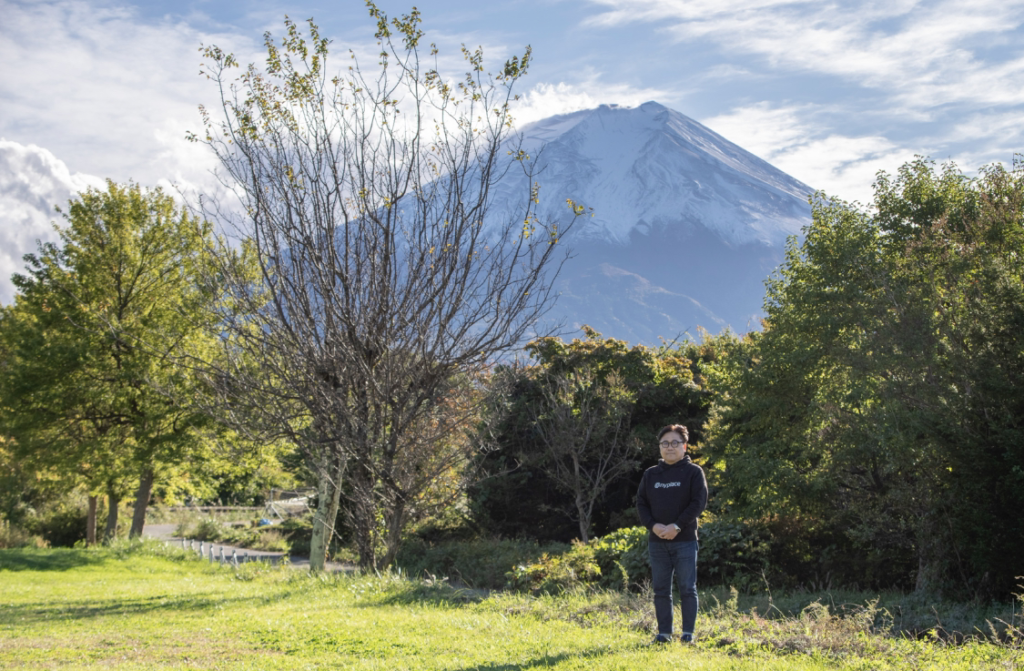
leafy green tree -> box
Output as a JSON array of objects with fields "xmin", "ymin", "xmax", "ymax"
[
  {"xmin": 474, "ymin": 327, "xmax": 707, "ymax": 541},
  {"xmin": 528, "ymin": 366, "xmax": 636, "ymax": 542},
  {"xmin": 0, "ymin": 181, "xmax": 225, "ymax": 540},
  {"xmin": 704, "ymin": 158, "xmax": 1024, "ymax": 596}
]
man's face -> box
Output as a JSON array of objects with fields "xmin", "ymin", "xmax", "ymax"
[{"xmin": 659, "ymin": 431, "xmax": 687, "ymax": 465}]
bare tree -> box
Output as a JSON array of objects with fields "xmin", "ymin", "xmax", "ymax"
[
  {"xmin": 191, "ymin": 8, "xmax": 581, "ymax": 569},
  {"xmin": 530, "ymin": 367, "xmax": 638, "ymax": 542}
]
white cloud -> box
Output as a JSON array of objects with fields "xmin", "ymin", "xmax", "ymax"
[
  {"xmin": 0, "ymin": 0, "xmax": 257, "ymax": 186},
  {"xmin": 0, "ymin": 139, "xmax": 105, "ymax": 305},
  {"xmin": 584, "ymin": 0, "xmax": 1024, "ymax": 111},
  {"xmin": 950, "ymin": 111, "xmax": 1024, "ymax": 145},
  {"xmin": 511, "ymin": 79, "xmax": 673, "ymax": 128},
  {"xmin": 575, "ymin": 0, "xmax": 1024, "ymax": 200},
  {"xmin": 0, "ymin": 0, "xmax": 266, "ymax": 303},
  {"xmin": 702, "ymin": 103, "xmax": 916, "ymax": 203}
]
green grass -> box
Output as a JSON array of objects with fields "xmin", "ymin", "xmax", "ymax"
[{"xmin": 0, "ymin": 543, "xmax": 1020, "ymax": 670}]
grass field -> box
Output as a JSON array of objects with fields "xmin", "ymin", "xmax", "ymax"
[{"xmin": 0, "ymin": 543, "xmax": 1019, "ymax": 670}]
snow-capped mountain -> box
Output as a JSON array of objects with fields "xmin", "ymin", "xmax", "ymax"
[{"xmin": 494, "ymin": 101, "xmax": 813, "ymax": 344}]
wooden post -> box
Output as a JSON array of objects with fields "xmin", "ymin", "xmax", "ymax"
[
  {"xmin": 232, "ymin": 550, "xmax": 238, "ymax": 567},
  {"xmin": 199, "ymin": 541, "xmax": 205, "ymax": 555},
  {"xmin": 219, "ymin": 547, "xmax": 225, "ymax": 565}
]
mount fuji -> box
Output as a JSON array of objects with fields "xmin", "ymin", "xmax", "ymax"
[{"xmin": 494, "ymin": 101, "xmax": 813, "ymax": 344}]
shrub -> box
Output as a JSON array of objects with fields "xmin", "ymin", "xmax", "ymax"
[
  {"xmin": 589, "ymin": 526, "xmax": 650, "ymax": 589},
  {"xmin": 175, "ymin": 514, "xmax": 296, "ymax": 557},
  {"xmin": 505, "ymin": 541, "xmax": 602, "ymax": 594},
  {"xmin": 699, "ymin": 515, "xmax": 772, "ymax": 591},
  {"xmin": 23, "ymin": 504, "xmax": 87, "ymax": 547},
  {"xmin": 505, "ymin": 526, "xmax": 649, "ymax": 594},
  {"xmin": 177, "ymin": 512, "xmax": 770, "ymax": 591},
  {"xmin": 278, "ymin": 516, "xmax": 314, "ymax": 557},
  {"xmin": 251, "ymin": 529, "xmax": 290, "ymax": 553},
  {"xmin": 396, "ymin": 537, "xmax": 569, "ymax": 589},
  {"xmin": 0, "ymin": 519, "xmax": 45, "ymax": 549},
  {"xmin": 503, "ymin": 519, "xmax": 772, "ymax": 595},
  {"xmin": 189, "ymin": 518, "xmax": 225, "ymax": 542}
]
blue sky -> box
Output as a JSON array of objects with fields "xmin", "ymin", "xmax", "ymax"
[{"xmin": 2, "ymin": 0, "xmax": 1024, "ymax": 302}]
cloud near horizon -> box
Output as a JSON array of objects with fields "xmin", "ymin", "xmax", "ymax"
[
  {"xmin": 701, "ymin": 103, "xmax": 918, "ymax": 203},
  {"xmin": 0, "ymin": 139, "xmax": 106, "ymax": 305}
]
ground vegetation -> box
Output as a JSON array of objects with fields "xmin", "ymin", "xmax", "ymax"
[{"xmin": 0, "ymin": 543, "xmax": 1019, "ymax": 670}]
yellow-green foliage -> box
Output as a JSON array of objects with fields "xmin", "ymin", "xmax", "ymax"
[
  {"xmin": 504, "ymin": 522, "xmax": 771, "ymax": 595},
  {"xmin": 506, "ymin": 526, "xmax": 649, "ymax": 594},
  {"xmin": 176, "ymin": 517, "xmax": 292, "ymax": 553}
]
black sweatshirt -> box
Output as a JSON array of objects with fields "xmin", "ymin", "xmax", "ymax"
[{"xmin": 636, "ymin": 455, "xmax": 708, "ymax": 543}]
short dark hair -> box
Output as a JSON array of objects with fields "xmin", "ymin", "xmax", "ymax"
[{"xmin": 657, "ymin": 424, "xmax": 688, "ymax": 443}]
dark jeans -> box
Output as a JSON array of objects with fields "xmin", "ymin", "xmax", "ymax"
[{"xmin": 648, "ymin": 539, "xmax": 698, "ymax": 636}]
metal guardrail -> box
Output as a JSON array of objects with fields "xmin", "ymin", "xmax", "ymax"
[
  {"xmin": 159, "ymin": 506, "xmax": 264, "ymax": 512},
  {"xmin": 180, "ymin": 537, "xmax": 288, "ymax": 566}
]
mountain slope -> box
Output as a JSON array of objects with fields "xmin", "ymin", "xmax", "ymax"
[{"xmin": 491, "ymin": 101, "xmax": 813, "ymax": 343}]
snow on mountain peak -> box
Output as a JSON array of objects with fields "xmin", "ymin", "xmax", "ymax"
[{"xmin": 502, "ymin": 101, "xmax": 813, "ymax": 248}]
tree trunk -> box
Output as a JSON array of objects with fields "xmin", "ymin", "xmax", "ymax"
[
  {"xmin": 353, "ymin": 497, "xmax": 377, "ymax": 570},
  {"xmin": 576, "ymin": 496, "xmax": 590, "ymax": 543},
  {"xmin": 86, "ymin": 495, "xmax": 98, "ymax": 546},
  {"xmin": 380, "ymin": 499, "xmax": 406, "ymax": 570},
  {"xmin": 915, "ymin": 554, "xmax": 935, "ymax": 594},
  {"xmin": 309, "ymin": 454, "xmax": 344, "ymax": 572},
  {"xmin": 348, "ymin": 458, "xmax": 378, "ymax": 570},
  {"xmin": 309, "ymin": 473, "xmax": 331, "ymax": 572},
  {"xmin": 323, "ymin": 454, "xmax": 345, "ymax": 560},
  {"xmin": 104, "ymin": 490, "xmax": 120, "ymax": 541},
  {"xmin": 914, "ymin": 507, "xmax": 945, "ymax": 596},
  {"xmin": 130, "ymin": 469, "xmax": 155, "ymax": 538}
]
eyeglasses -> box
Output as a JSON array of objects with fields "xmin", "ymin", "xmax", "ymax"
[{"xmin": 659, "ymin": 440, "xmax": 685, "ymax": 449}]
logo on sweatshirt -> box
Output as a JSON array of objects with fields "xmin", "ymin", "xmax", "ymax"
[{"xmin": 654, "ymin": 481, "xmax": 681, "ymax": 489}]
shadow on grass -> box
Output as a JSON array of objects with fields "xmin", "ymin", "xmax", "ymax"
[
  {"xmin": 0, "ymin": 589, "xmax": 296, "ymax": 626},
  {"xmin": 366, "ymin": 582, "xmax": 489, "ymax": 608},
  {"xmin": 452, "ymin": 647, "xmax": 618, "ymax": 670},
  {"xmin": 0, "ymin": 548, "xmax": 109, "ymax": 572}
]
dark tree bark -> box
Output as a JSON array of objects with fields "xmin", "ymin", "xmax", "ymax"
[
  {"xmin": 86, "ymin": 495, "xmax": 98, "ymax": 546},
  {"xmin": 104, "ymin": 490, "xmax": 120, "ymax": 541},
  {"xmin": 130, "ymin": 469, "xmax": 155, "ymax": 538}
]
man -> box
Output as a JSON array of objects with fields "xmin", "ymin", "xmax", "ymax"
[{"xmin": 636, "ymin": 423, "xmax": 708, "ymax": 644}]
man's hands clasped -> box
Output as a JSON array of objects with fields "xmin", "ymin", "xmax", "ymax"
[{"xmin": 652, "ymin": 523, "xmax": 679, "ymax": 540}]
